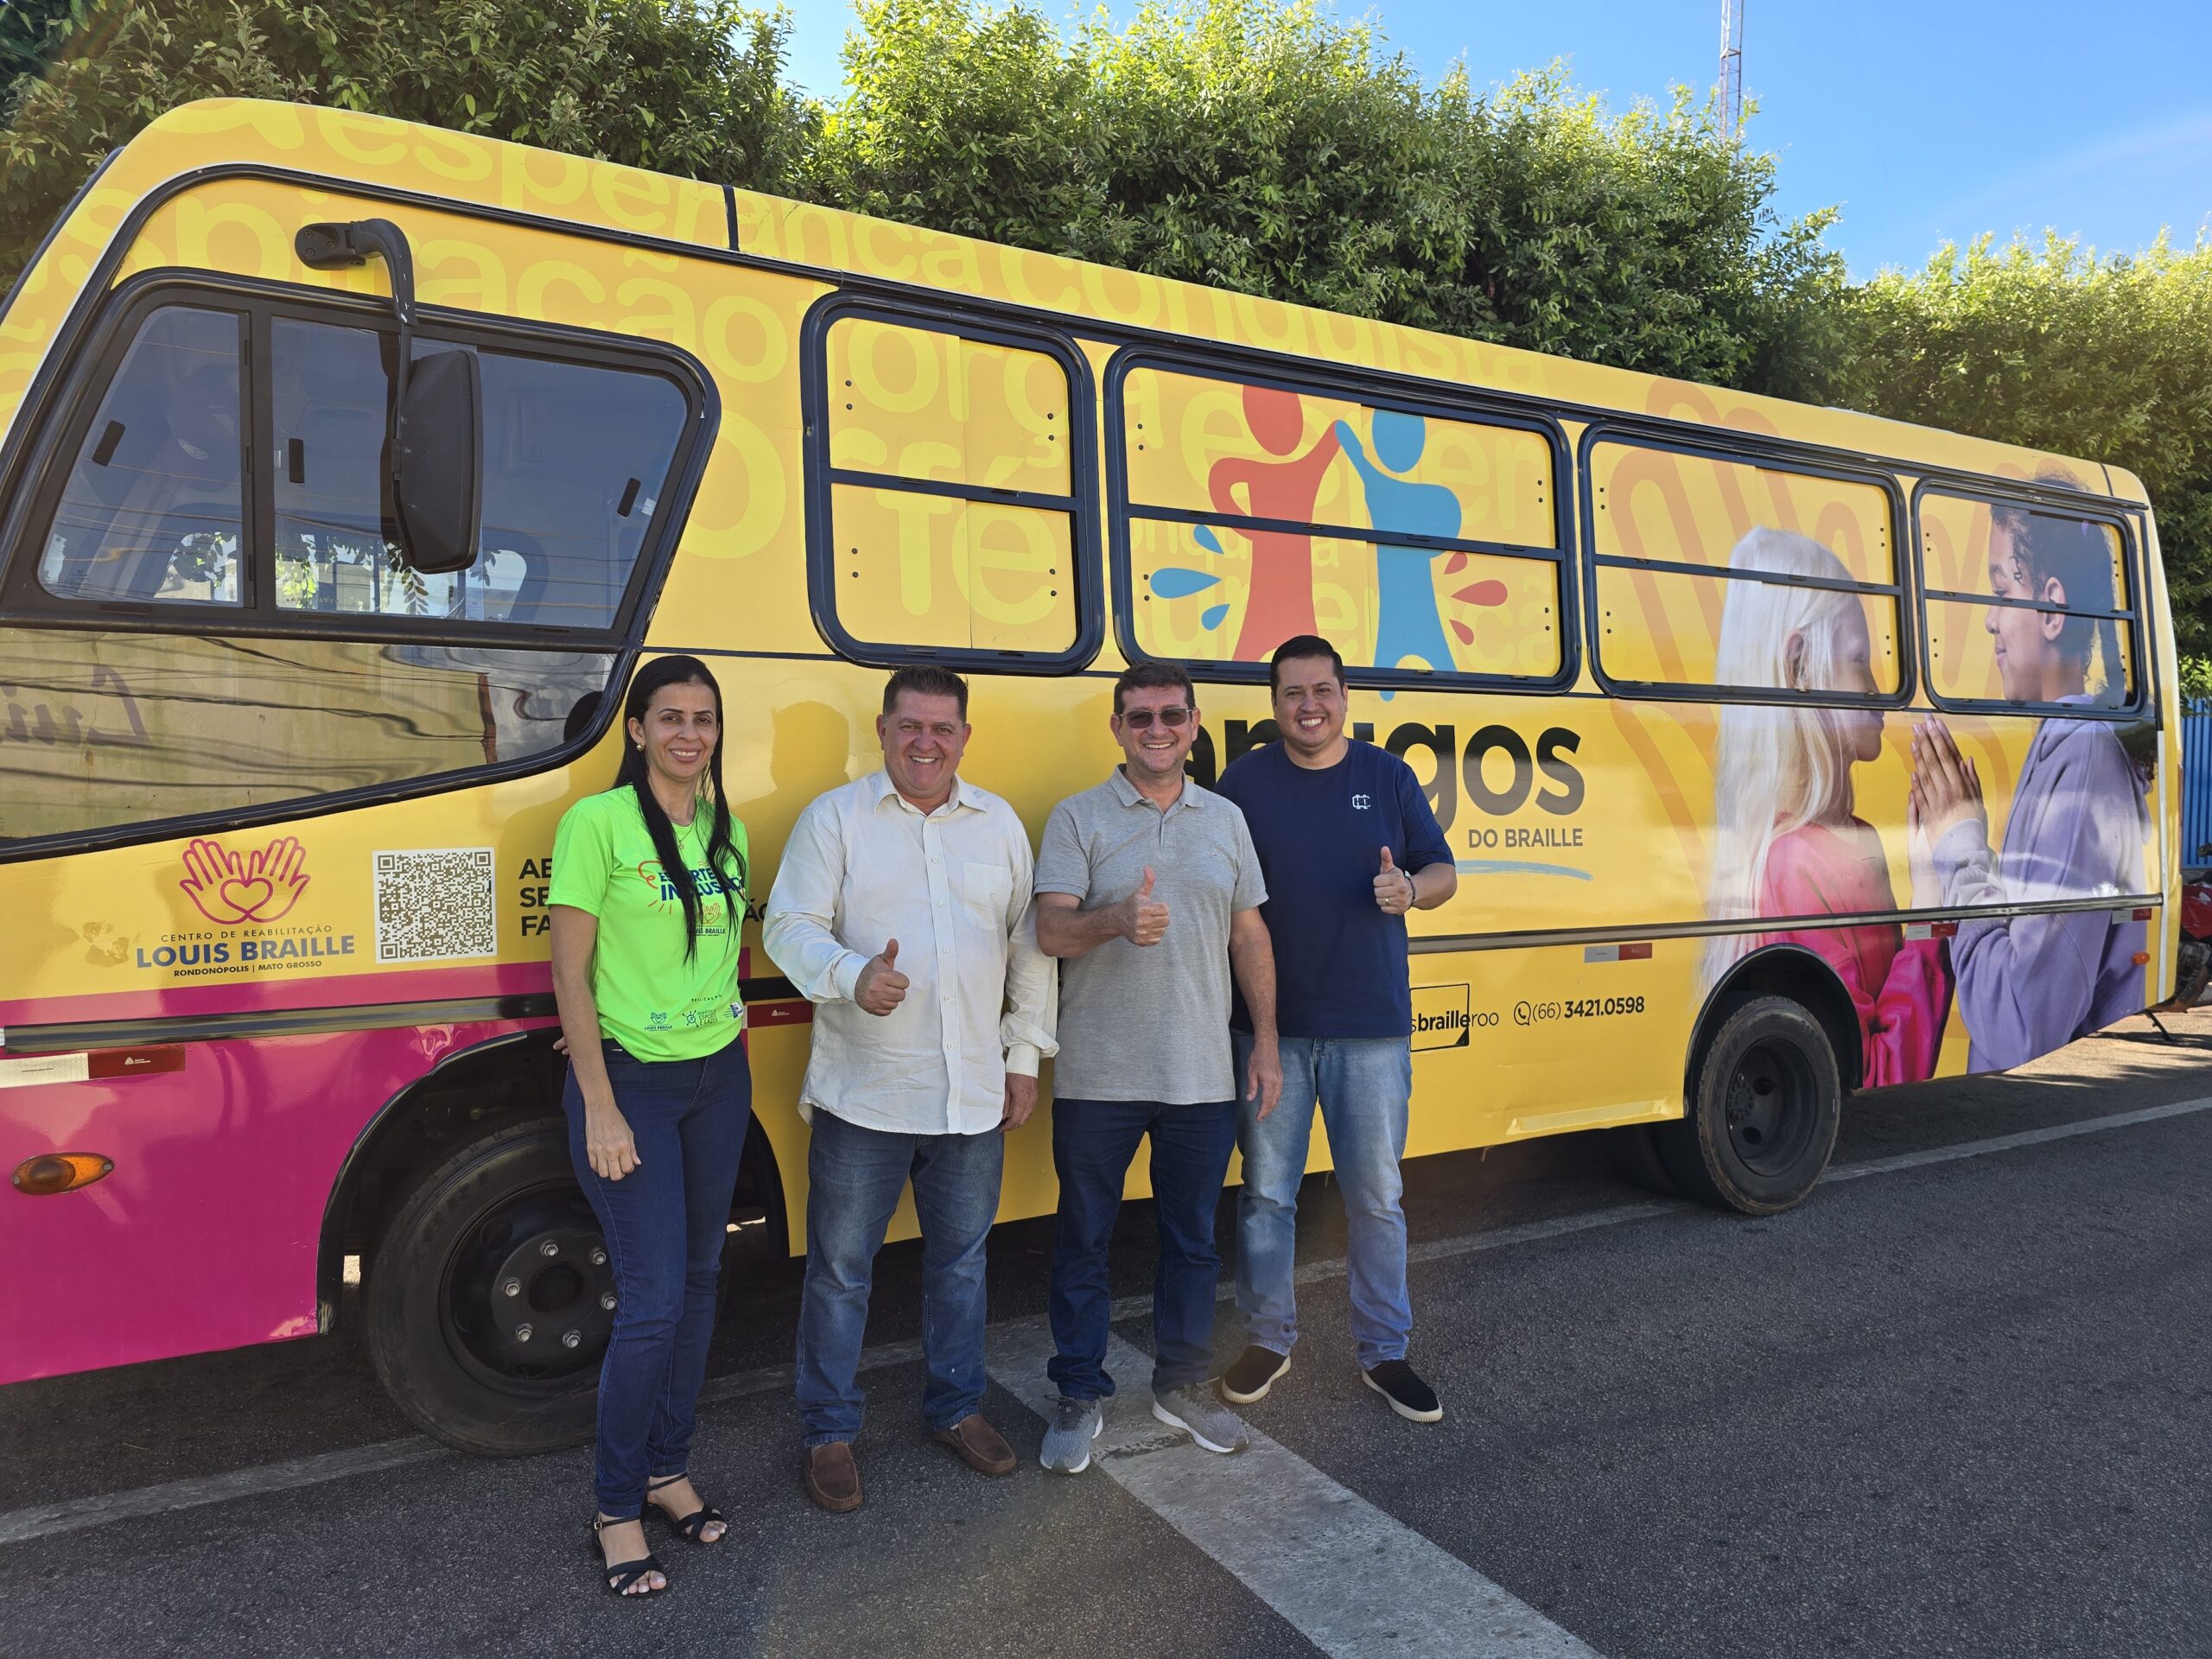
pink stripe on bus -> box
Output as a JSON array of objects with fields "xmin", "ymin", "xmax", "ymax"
[{"xmin": 0, "ymin": 1015, "xmax": 545, "ymax": 1384}]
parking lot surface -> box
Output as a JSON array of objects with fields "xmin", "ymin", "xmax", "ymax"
[{"xmin": 3, "ymin": 1011, "xmax": 2209, "ymax": 1657}]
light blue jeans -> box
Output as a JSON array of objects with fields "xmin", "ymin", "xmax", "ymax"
[{"xmin": 1231, "ymin": 1031, "xmax": 1413, "ymax": 1369}]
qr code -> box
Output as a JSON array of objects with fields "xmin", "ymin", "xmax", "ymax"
[{"xmin": 373, "ymin": 849, "xmax": 497, "ymax": 963}]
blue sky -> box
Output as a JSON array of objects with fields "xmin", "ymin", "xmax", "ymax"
[{"xmin": 779, "ymin": 0, "xmax": 2212, "ymax": 278}]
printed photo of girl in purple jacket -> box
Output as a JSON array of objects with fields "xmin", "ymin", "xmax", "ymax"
[{"xmin": 1910, "ymin": 499, "xmax": 2152, "ymax": 1073}]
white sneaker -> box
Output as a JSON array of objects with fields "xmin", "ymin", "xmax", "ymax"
[
  {"xmin": 1040, "ymin": 1395, "xmax": 1104, "ymax": 1474},
  {"xmin": 1152, "ymin": 1385, "xmax": 1251, "ymax": 1454}
]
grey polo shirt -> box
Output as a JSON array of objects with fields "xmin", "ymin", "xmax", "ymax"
[{"xmin": 1034, "ymin": 767, "xmax": 1268, "ymax": 1104}]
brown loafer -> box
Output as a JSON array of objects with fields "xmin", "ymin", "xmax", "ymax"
[
  {"xmin": 804, "ymin": 1441, "xmax": 862, "ymax": 1513},
  {"xmin": 933, "ymin": 1413, "xmax": 1016, "ymax": 1477}
]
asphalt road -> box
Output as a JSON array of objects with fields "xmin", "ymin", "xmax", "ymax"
[{"xmin": 3, "ymin": 1010, "xmax": 2209, "ymax": 1657}]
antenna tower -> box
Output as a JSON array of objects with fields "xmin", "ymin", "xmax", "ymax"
[{"xmin": 1719, "ymin": 0, "xmax": 1745, "ymax": 142}]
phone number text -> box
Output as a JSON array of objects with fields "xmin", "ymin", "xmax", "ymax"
[{"xmin": 1512, "ymin": 995, "xmax": 1645, "ymax": 1026}]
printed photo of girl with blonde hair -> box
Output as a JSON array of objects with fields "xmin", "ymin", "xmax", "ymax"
[
  {"xmin": 1701, "ymin": 528, "xmax": 1954, "ymax": 1085},
  {"xmin": 1910, "ymin": 499, "xmax": 2152, "ymax": 1072}
]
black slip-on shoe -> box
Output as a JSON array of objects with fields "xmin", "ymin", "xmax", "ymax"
[
  {"xmin": 1219, "ymin": 1344, "xmax": 1291, "ymax": 1405},
  {"xmin": 1363, "ymin": 1359, "xmax": 1443, "ymax": 1422}
]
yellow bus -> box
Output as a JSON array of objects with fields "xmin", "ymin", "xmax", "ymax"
[{"xmin": 0, "ymin": 100, "xmax": 2176, "ymax": 1454}]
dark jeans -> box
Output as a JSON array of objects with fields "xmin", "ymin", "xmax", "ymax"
[
  {"xmin": 562, "ymin": 1036, "xmax": 753, "ymax": 1517},
  {"xmin": 795, "ymin": 1108, "xmax": 1005, "ymax": 1446},
  {"xmin": 1047, "ymin": 1097, "xmax": 1238, "ymax": 1399}
]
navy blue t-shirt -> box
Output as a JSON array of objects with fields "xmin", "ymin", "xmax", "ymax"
[{"xmin": 1215, "ymin": 739, "xmax": 1452, "ymax": 1039}]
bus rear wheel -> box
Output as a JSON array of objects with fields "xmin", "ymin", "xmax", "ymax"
[
  {"xmin": 365, "ymin": 1121, "xmax": 606, "ymax": 1457},
  {"xmin": 1659, "ymin": 994, "xmax": 1840, "ymax": 1215}
]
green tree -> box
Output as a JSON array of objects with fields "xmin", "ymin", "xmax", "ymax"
[
  {"xmin": 812, "ymin": 0, "xmax": 1847, "ymax": 394},
  {"xmin": 1, "ymin": 1, "xmax": 102, "ymax": 90},
  {"xmin": 0, "ymin": 0, "xmax": 816, "ymax": 286}
]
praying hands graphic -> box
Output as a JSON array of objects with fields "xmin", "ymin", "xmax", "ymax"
[{"xmin": 179, "ymin": 836, "xmax": 311, "ymax": 924}]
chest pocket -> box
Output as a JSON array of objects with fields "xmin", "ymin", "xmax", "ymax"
[{"xmin": 960, "ymin": 861, "xmax": 1012, "ymax": 924}]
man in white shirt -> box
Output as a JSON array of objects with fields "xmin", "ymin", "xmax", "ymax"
[{"xmin": 763, "ymin": 665, "xmax": 1057, "ymax": 1514}]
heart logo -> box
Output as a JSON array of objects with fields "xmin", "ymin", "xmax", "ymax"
[
  {"xmin": 178, "ymin": 835, "xmax": 310, "ymax": 925},
  {"xmin": 220, "ymin": 877, "xmax": 275, "ymax": 918}
]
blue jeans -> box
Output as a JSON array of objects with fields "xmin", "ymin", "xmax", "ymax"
[
  {"xmin": 562, "ymin": 1036, "xmax": 753, "ymax": 1517},
  {"xmin": 1232, "ymin": 1031, "xmax": 1413, "ymax": 1368},
  {"xmin": 1047, "ymin": 1098, "xmax": 1238, "ymax": 1400},
  {"xmin": 795, "ymin": 1109, "xmax": 1004, "ymax": 1446}
]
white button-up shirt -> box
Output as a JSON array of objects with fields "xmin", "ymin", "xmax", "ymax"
[{"xmin": 762, "ymin": 769, "xmax": 1057, "ymax": 1136}]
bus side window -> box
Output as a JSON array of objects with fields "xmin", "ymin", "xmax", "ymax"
[
  {"xmin": 0, "ymin": 286, "xmax": 697, "ymax": 849},
  {"xmin": 1586, "ymin": 441, "xmax": 1904, "ymax": 701},
  {"xmin": 1114, "ymin": 363, "xmax": 1563, "ymax": 686},
  {"xmin": 1919, "ymin": 491, "xmax": 2139, "ymax": 714},
  {"xmin": 813, "ymin": 310, "xmax": 1088, "ymax": 665},
  {"xmin": 36, "ymin": 305, "xmax": 246, "ymax": 608},
  {"xmin": 269, "ymin": 318, "xmax": 685, "ymax": 628}
]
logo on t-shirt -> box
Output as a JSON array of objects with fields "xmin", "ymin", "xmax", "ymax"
[
  {"xmin": 1351, "ymin": 793, "xmax": 1371, "ymax": 810},
  {"xmin": 637, "ymin": 859, "xmax": 738, "ymax": 919}
]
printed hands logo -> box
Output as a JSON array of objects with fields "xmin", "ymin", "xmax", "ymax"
[{"xmin": 180, "ymin": 836, "xmax": 311, "ymax": 924}]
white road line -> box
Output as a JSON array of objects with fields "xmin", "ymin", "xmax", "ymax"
[
  {"xmin": 1822, "ymin": 1096, "xmax": 2212, "ymax": 1184},
  {"xmin": 3, "ymin": 1093, "xmax": 2208, "ymax": 1550},
  {"xmin": 0, "ymin": 1438, "xmax": 445, "ymax": 1547},
  {"xmin": 988, "ymin": 1325, "xmax": 1601, "ymax": 1659}
]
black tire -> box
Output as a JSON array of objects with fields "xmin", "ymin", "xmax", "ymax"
[
  {"xmin": 1656, "ymin": 994, "xmax": 1840, "ymax": 1215},
  {"xmin": 1605, "ymin": 1122, "xmax": 1681, "ymax": 1197},
  {"xmin": 365, "ymin": 1120, "xmax": 607, "ymax": 1456}
]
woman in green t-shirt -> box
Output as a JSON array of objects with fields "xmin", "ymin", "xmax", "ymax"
[{"xmin": 549, "ymin": 654, "xmax": 752, "ymax": 1599}]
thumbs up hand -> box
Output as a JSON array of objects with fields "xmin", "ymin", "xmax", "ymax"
[
  {"xmin": 1119, "ymin": 866, "xmax": 1172, "ymax": 947},
  {"xmin": 855, "ymin": 938, "xmax": 910, "ymax": 1015},
  {"xmin": 1373, "ymin": 847, "xmax": 1414, "ymax": 915}
]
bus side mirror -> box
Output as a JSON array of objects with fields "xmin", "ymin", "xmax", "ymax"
[
  {"xmin": 296, "ymin": 217, "xmax": 482, "ymax": 576},
  {"xmin": 393, "ymin": 348, "xmax": 483, "ymax": 575}
]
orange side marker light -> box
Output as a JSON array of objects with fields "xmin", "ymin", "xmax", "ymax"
[{"xmin": 11, "ymin": 1153, "xmax": 112, "ymax": 1195}]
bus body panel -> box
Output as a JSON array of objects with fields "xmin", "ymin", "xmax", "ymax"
[
  {"xmin": 0, "ymin": 1013, "xmax": 538, "ymax": 1382},
  {"xmin": 0, "ymin": 100, "xmax": 2177, "ymax": 1398}
]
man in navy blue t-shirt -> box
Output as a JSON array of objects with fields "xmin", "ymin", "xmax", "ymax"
[{"xmin": 1213, "ymin": 634, "xmax": 1457, "ymax": 1423}]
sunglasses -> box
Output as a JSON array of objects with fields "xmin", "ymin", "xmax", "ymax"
[{"xmin": 1117, "ymin": 705, "xmax": 1192, "ymax": 730}]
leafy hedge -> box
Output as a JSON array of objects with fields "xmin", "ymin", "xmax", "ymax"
[
  {"xmin": 1851, "ymin": 234, "xmax": 2212, "ymax": 656},
  {"xmin": 5, "ymin": 0, "xmax": 2209, "ymax": 650},
  {"xmin": 0, "ymin": 0, "xmax": 814, "ymax": 283}
]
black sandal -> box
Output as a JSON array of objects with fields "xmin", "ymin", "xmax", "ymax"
[
  {"xmin": 590, "ymin": 1516, "xmax": 666, "ymax": 1597},
  {"xmin": 646, "ymin": 1473, "xmax": 727, "ymax": 1544}
]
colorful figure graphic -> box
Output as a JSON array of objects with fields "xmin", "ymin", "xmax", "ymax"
[
  {"xmin": 1701, "ymin": 529, "xmax": 1953, "ymax": 1086},
  {"xmin": 1912, "ymin": 501, "xmax": 2152, "ymax": 1071},
  {"xmin": 1206, "ymin": 385, "xmax": 1338, "ymax": 660},
  {"xmin": 1333, "ymin": 413, "xmax": 1458, "ymax": 687}
]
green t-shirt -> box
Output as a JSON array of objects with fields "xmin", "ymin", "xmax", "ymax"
[{"xmin": 548, "ymin": 787, "xmax": 748, "ymax": 1062}]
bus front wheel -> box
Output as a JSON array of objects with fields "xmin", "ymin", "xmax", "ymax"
[
  {"xmin": 1659, "ymin": 995, "xmax": 1840, "ymax": 1215},
  {"xmin": 365, "ymin": 1120, "xmax": 606, "ymax": 1457}
]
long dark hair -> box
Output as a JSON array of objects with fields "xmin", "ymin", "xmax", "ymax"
[{"xmin": 614, "ymin": 655, "xmax": 745, "ymax": 960}]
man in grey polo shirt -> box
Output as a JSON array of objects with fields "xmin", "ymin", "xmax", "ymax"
[{"xmin": 1032, "ymin": 661, "xmax": 1283, "ymax": 1471}]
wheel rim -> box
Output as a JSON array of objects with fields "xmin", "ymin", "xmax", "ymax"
[
  {"xmin": 442, "ymin": 1182, "xmax": 613, "ymax": 1395},
  {"xmin": 1721, "ymin": 1035, "xmax": 1820, "ymax": 1179}
]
